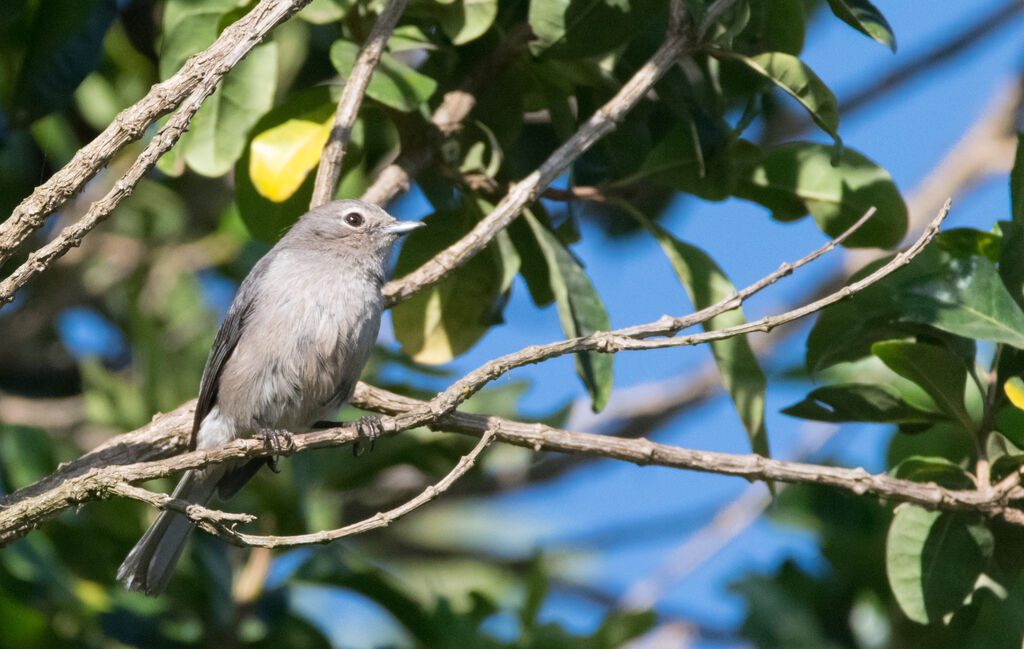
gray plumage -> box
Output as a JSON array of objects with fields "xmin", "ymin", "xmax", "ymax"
[{"xmin": 117, "ymin": 199, "xmax": 423, "ymax": 596}]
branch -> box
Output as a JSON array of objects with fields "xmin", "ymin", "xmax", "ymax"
[
  {"xmin": 179, "ymin": 429, "xmax": 494, "ymax": 548},
  {"xmin": 0, "ymin": 0, "xmax": 312, "ymax": 269},
  {"xmin": 1, "ymin": 77, "xmax": 234, "ymax": 307},
  {"xmin": 380, "ymin": 10, "xmax": 698, "ymax": 306},
  {"xmin": 360, "ymin": 23, "xmax": 533, "ymax": 206},
  {"xmin": 310, "ymin": 0, "xmax": 409, "ymax": 207},
  {"xmin": 0, "ymin": 201, "xmax": 947, "ymax": 545}
]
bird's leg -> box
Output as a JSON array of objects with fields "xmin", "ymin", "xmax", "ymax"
[
  {"xmin": 312, "ymin": 416, "xmax": 383, "ymax": 456},
  {"xmin": 253, "ymin": 428, "xmax": 293, "ymax": 472}
]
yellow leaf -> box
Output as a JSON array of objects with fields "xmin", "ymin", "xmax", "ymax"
[
  {"xmin": 249, "ymin": 116, "xmax": 332, "ymax": 202},
  {"xmin": 1005, "ymin": 376, "xmax": 1024, "ymax": 410}
]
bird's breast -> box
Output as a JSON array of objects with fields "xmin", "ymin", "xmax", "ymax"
[{"xmin": 216, "ymin": 256, "xmax": 382, "ymax": 432}]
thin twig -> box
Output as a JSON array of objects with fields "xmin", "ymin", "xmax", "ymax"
[
  {"xmin": 0, "ymin": 0, "xmax": 312, "ymax": 269},
  {"xmin": 191, "ymin": 429, "xmax": 495, "ymax": 547},
  {"xmin": 310, "ymin": 0, "xmax": 409, "ymax": 208}
]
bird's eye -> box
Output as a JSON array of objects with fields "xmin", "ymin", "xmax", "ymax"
[{"xmin": 344, "ymin": 212, "xmax": 365, "ymax": 228}]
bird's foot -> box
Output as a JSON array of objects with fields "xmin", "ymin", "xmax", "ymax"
[
  {"xmin": 254, "ymin": 428, "xmax": 293, "ymax": 472},
  {"xmin": 353, "ymin": 416, "xmax": 383, "ymax": 457},
  {"xmin": 310, "ymin": 418, "xmax": 383, "ymax": 457}
]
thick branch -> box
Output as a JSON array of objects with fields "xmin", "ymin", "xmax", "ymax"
[
  {"xmin": 0, "ymin": 0, "xmax": 312, "ymax": 268},
  {"xmin": 310, "ymin": 0, "xmax": 409, "ymax": 207}
]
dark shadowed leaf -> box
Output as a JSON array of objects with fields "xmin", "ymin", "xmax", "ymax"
[
  {"xmin": 886, "ymin": 506, "xmax": 992, "ymax": 624},
  {"xmin": 524, "ymin": 210, "xmax": 612, "ymax": 412},
  {"xmin": 735, "ymin": 142, "xmax": 907, "ymax": 248},
  {"xmin": 640, "ymin": 214, "xmax": 769, "ymax": 457},
  {"xmin": 11, "ymin": 0, "xmax": 117, "ymax": 125},
  {"xmin": 1012, "ymin": 133, "xmax": 1024, "ymax": 224},
  {"xmin": 528, "ymin": 0, "xmax": 663, "ymax": 59},
  {"xmin": 782, "ymin": 383, "xmax": 939, "ymax": 424},
  {"xmin": 825, "ymin": 0, "xmax": 897, "ymax": 52},
  {"xmin": 330, "ymin": 40, "xmax": 437, "ymax": 112}
]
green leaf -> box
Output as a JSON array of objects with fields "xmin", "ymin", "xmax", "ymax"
[
  {"xmin": 712, "ymin": 51, "xmax": 839, "ymax": 146},
  {"xmin": 438, "ymin": 0, "xmax": 498, "ymax": 45},
  {"xmin": 900, "ymin": 249, "xmax": 1024, "ymax": 349},
  {"xmin": 999, "ymin": 220, "xmax": 1024, "ymax": 309},
  {"xmin": 527, "ymin": 0, "xmax": 662, "ymax": 59},
  {"xmin": 735, "ymin": 142, "xmax": 907, "ymax": 248},
  {"xmin": 782, "ymin": 383, "xmax": 938, "ymax": 424},
  {"xmin": 886, "ymin": 506, "xmax": 992, "ymax": 624},
  {"xmin": 872, "ymin": 340, "xmax": 973, "ymax": 433},
  {"xmin": 159, "ymin": 0, "xmax": 239, "ymax": 80},
  {"xmin": 825, "ymin": 0, "xmax": 897, "ymax": 52},
  {"xmin": 889, "ymin": 456, "xmax": 974, "ymax": 490},
  {"xmin": 640, "ymin": 215, "xmax": 769, "ymax": 457},
  {"xmin": 761, "ymin": 0, "xmax": 806, "ymax": 55},
  {"xmin": 1012, "ymin": 133, "xmax": 1024, "ymax": 224},
  {"xmin": 182, "ymin": 41, "xmax": 278, "ymax": 177},
  {"xmin": 249, "ymin": 114, "xmax": 333, "ymax": 202},
  {"xmin": 329, "ymin": 40, "xmax": 437, "ymax": 112},
  {"xmin": 11, "ymin": 0, "xmax": 117, "ymax": 125},
  {"xmin": 391, "ymin": 202, "xmax": 517, "ymax": 364},
  {"xmin": 524, "ymin": 210, "xmax": 613, "ymax": 412},
  {"xmin": 235, "ymin": 88, "xmax": 340, "ymax": 242}
]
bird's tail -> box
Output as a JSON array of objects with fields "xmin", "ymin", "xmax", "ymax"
[{"xmin": 117, "ymin": 468, "xmax": 220, "ymax": 596}]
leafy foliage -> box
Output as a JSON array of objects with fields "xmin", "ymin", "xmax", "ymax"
[{"xmin": 3, "ymin": 0, "xmax": 1019, "ymax": 646}]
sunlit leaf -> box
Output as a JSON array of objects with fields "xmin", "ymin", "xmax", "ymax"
[
  {"xmin": 391, "ymin": 203, "xmax": 517, "ymax": 364},
  {"xmin": 639, "ymin": 213, "xmax": 769, "ymax": 457},
  {"xmin": 184, "ymin": 41, "xmax": 278, "ymax": 177},
  {"xmin": 736, "ymin": 142, "xmax": 907, "ymax": 248},
  {"xmin": 438, "ymin": 0, "xmax": 498, "ymax": 45},
  {"xmin": 826, "ymin": 0, "xmax": 896, "ymax": 52},
  {"xmin": 250, "ymin": 115, "xmax": 333, "ymax": 202},
  {"xmin": 713, "ymin": 51, "xmax": 839, "ymax": 146},
  {"xmin": 886, "ymin": 506, "xmax": 992, "ymax": 624},
  {"xmin": 329, "ymin": 40, "xmax": 437, "ymax": 112}
]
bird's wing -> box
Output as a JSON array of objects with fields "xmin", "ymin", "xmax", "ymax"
[{"xmin": 190, "ymin": 257, "xmax": 270, "ymax": 450}]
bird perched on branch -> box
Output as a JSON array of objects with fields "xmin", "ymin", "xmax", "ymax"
[{"xmin": 117, "ymin": 199, "xmax": 424, "ymax": 595}]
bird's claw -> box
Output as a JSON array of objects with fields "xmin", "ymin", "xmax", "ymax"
[
  {"xmin": 254, "ymin": 428, "xmax": 293, "ymax": 472},
  {"xmin": 352, "ymin": 416, "xmax": 383, "ymax": 457}
]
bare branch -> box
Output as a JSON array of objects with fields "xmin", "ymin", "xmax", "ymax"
[
  {"xmin": 381, "ymin": 15, "xmax": 695, "ymax": 306},
  {"xmin": 310, "ymin": 0, "xmax": 409, "ymax": 208},
  {"xmin": 189, "ymin": 430, "xmax": 495, "ymax": 548},
  {"xmin": 0, "ymin": 0, "xmax": 312, "ymax": 269}
]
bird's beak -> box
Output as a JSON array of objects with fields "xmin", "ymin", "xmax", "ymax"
[{"xmin": 383, "ymin": 220, "xmax": 426, "ymax": 235}]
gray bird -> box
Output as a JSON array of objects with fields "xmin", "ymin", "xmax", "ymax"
[{"xmin": 117, "ymin": 199, "xmax": 423, "ymax": 596}]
